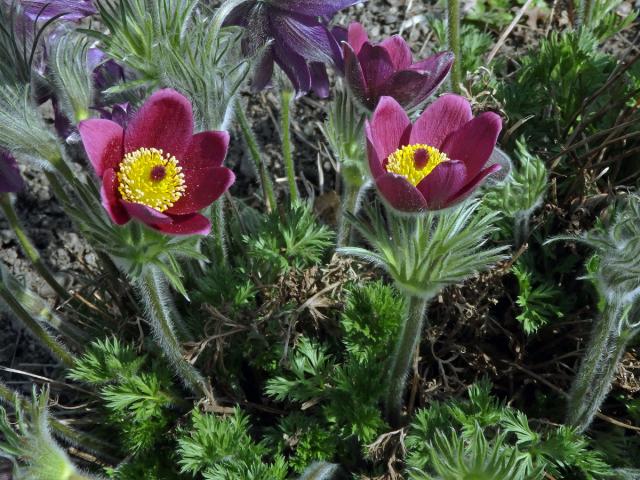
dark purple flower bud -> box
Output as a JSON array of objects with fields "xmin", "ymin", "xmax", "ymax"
[
  {"xmin": 224, "ymin": 0, "xmax": 362, "ymax": 97},
  {"xmin": 88, "ymin": 48, "xmax": 125, "ymax": 92},
  {"xmin": 20, "ymin": 0, "xmax": 96, "ymax": 21},
  {"xmin": 343, "ymin": 22, "xmax": 454, "ymax": 111},
  {"xmin": 0, "ymin": 151, "xmax": 24, "ymax": 194}
]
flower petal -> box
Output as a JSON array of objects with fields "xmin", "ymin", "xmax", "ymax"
[
  {"xmin": 122, "ymin": 201, "xmax": 173, "ymax": 225},
  {"xmin": 409, "ymin": 51, "xmax": 454, "ymax": 75},
  {"xmin": 251, "ymin": 48, "xmax": 276, "ymax": 92},
  {"xmin": 346, "ymin": 22, "xmax": 369, "ymax": 54},
  {"xmin": 124, "ymin": 89, "xmax": 193, "ymax": 159},
  {"xmin": 166, "ymin": 167, "xmax": 235, "ymax": 215},
  {"xmin": 378, "ymin": 70, "xmax": 443, "ymax": 111},
  {"xmin": 366, "ymin": 134, "xmax": 385, "ymax": 179},
  {"xmin": 343, "ymin": 42, "xmax": 370, "ymax": 107},
  {"xmin": 155, "ymin": 213, "xmax": 212, "ymax": 236},
  {"xmin": 415, "ymin": 160, "xmax": 467, "ymax": 209},
  {"xmin": 357, "ymin": 42, "xmax": 395, "ymax": 95},
  {"xmin": 78, "ymin": 119, "xmax": 124, "ymax": 177},
  {"xmin": 273, "ymin": 40, "xmax": 312, "ymax": 95},
  {"xmin": 183, "ymin": 131, "xmax": 230, "ymax": 169},
  {"xmin": 441, "ymin": 111, "xmax": 502, "ymax": 178},
  {"xmin": 222, "ymin": 1, "xmax": 253, "ymax": 27},
  {"xmin": 0, "ymin": 151, "xmax": 24, "ymax": 194},
  {"xmin": 22, "ymin": 0, "xmax": 96, "ymax": 21},
  {"xmin": 375, "ymin": 172, "xmax": 427, "ymax": 213},
  {"xmin": 100, "ymin": 169, "xmax": 130, "ymax": 225},
  {"xmin": 274, "ymin": 0, "xmax": 362, "ymax": 17},
  {"xmin": 380, "ymin": 35, "xmax": 413, "ymax": 69},
  {"xmin": 410, "ymin": 94, "xmax": 472, "ymax": 149},
  {"xmin": 367, "ymin": 96, "xmax": 411, "ymax": 163},
  {"xmin": 268, "ymin": 9, "xmax": 338, "ymax": 65},
  {"xmin": 447, "ymin": 163, "xmax": 502, "ymax": 205},
  {"xmin": 310, "ymin": 62, "xmax": 330, "ymax": 98}
]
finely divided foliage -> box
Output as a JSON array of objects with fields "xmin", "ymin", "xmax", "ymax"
[{"xmin": 0, "ymin": 0, "xmax": 639, "ymax": 479}]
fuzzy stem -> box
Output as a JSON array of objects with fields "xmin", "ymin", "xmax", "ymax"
[
  {"xmin": 280, "ymin": 89, "xmax": 299, "ymax": 200},
  {"xmin": 139, "ymin": 268, "xmax": 213, "ymax": 401},
  {"xmin": 566, "ymin": 300, "xmax": 634, "ymax": 432},
  {"xmin": 0, "ymin": 283, "xmax": 75, "ymax": 367},
  {"xmin": 385, "ymin": 295, "xmax": 430, "ymax": 427},
  {"xmin": 0, "ymin": 382, "xmax": 117, "ymax": 461},
  {"xmin": 0, "ymin": 194, "xmax": 70, "ymax": 300},
  {"xmin": 210, "ymin": 199, "xmax": 227, "ymax": 266},
  {"xmin": 235, "ymin": 99, "xmax": 276, "ymax": 212},
  {"xmin": 578, "ymin": 0, "xmax": 594, "ymax": 29},
  {"xmin": 336, "ymin": 183, "xmax": 360, "ymax": 248},
  {"xmin": 447, "ymin": 0, "xmax": 462, "ymax": 93}
]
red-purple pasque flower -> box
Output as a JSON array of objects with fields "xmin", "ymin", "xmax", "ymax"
[
  {"xmin": 21, "ymin": 0, "xmax": 96, "ymax": 21},
  {"xmin": 366, "ymin": 95, "xmax": 502, "ymax": 213},
  {"xmin": 224, "ymin": 0, "xmax": 361, "ymax": 97},
  {"xmin": 342, "ymin": 22, "xmax": 453, "ymax": 111},
  {"xmin": 0, "ymin": 151, "xmax": 24, "ymax": 194},
  {"xmin": 79, "ymin": 89, "xmax": 235, "ymax": 236}
]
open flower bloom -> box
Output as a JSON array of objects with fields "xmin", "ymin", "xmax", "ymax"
[
  {"xmin": 79, "ymin": 89, "xmax": 235, "ymax": 235},
  {"xmin": 0, "ymin": 151, "xmax": 24, "ymax": 194},
  {"xmin": 367, "ymin": 95, "xmax": 502, "ymax": 213},
  {"xmin": 224, "ymin": 0, "xmax": 361, "ymax": 97},
  {"xmin": 343, "ymin": 22, "xmax": 453, "ymax": 111},
  {"xmin": 21, "ymin": 0, "xmax": 96, "ymax": 21}
]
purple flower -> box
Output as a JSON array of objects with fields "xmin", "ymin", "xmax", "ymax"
[
  {"xmin": 0, "ymin": 151, "xmax": 24, "ymax": 194},
  {"xmin": 366, "ymin": 95, "xmax": 502, "ymax": 213},
  {"xmin": 20, "ymin": 0, "xmax": 96, "ymax": 21},
  {"xmin": 224, "ymin": 0, "xmax": 362, "ymax": 97},
  {"xmin": 343, "ymin": 22, "xmax": 453, "ymax": 111},
  {"xmin": 79, "ymin": 90, "xmax": 235, "ymax": 236}
]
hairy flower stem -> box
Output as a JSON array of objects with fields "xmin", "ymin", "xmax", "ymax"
[
  {"xmin": 578, "ymin": 0, "xmax": 594, "ymax": 29},
  {"xmin": 0, "ymin": 194, "xmax": 70, "ymax": 300},
  {"xmin": 280, "ymin": 89, "xmax": 299, "ymax": 200},
  {"xmin": 385, "ymin": 295, "xmax": 430, "ymax": 427},
  {"xmin": 0, "ymin": 283, "xmax": 75, "ymax": 367},
  {"xmin": 211, "ymin": 199, "xmax": 227, "ymax": 266},
  {"xmin": 235, "ymin": 99, "xmax": 276, "ymax": 212},
  {"xmin": 447, "ymin": 0, "xmax": 462, "ymax": 93},
  {"xmin": 566, "ymin": 300, "xmax": 637, "ymax": 432},
  {"xmin": 139, "ymin": 269, "xmax": 214, "ymax": 402},
  {"xmin": 337, "ymin": 182, "xmax": 360, "ymax": 247}
]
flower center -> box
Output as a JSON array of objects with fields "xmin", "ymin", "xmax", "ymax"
[
  {"xmin": 385, "ymin": 144, "xmax": 449, "ymax": 187},
  {"xmin": 117, "ymin": 148, "xmax": 186, "ymax": 212}
]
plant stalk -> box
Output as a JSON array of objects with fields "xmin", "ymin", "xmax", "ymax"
[
  {"xmin": 0, "ymin": 194, "xmax": 70, "ymax": 300},
  {"xmin": 210, "ymin": 198, "xmax": 227, "ymax": 266},
  {"xmin": 447, "ymin": 0, "xmax": 462, "ymax": 93},
  {"xmin": 578, "ymin": 0, "xmax": 594, "ymax": 29},
  {"xmin": 235, "ymin": 98, "xmax": 276, "ymax": 212},
  {"xmin": 280, "ymin": 89, "xmax": 299, "ymax": 200},
  {"xmin": 0, "ymin": 283, "xmax": 75, "ymax": 367},
  {"xmin": 566, "ymin": 300, "xmax": 635, "ymax": 432},
  {"xmin": 139, "ymin": 268, "xmax": 214, "ymax": 402},
  {"xmin": 385, "ymin": 294, "xmax": 429, "ymax": 427},
  {"xmin": 337, "ymin": 182, "xmax": 360, "ymax": 248}
]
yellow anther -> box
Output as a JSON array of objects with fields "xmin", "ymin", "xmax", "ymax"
[
  {"xmin": 385, "ymin": 144, "xmax": 449, "ymax": 187},
  {"xmin": 117, "ymin": 148, "xmax": 186, "ymax": 212}
]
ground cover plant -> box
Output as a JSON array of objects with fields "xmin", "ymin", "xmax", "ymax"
[{"xmin": 0, "ymin": 0, "xmax": 639, "ymax": 478}]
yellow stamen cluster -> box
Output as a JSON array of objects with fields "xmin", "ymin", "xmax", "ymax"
[
  {"xmin": 117, "ymin": 148, "xmax": 186, "ymax": 212},
  {"xmin": 385, "ymin": 144, "xmax": 449, "ymax": 187}
]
